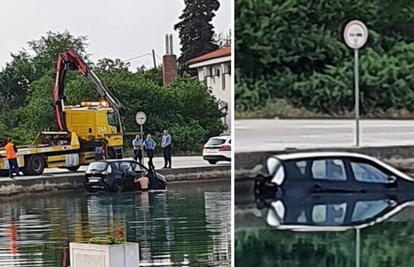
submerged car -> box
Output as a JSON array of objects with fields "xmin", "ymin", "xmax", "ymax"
[
  {"xmin": 257, "ymin": 152, "xmax": 414, "ymax": 194},
  {"xmin": 202, "ymin": 135, "xmax": 231, "ymax": 164},
  {"xmin": 84, "ymin": 159, "xmax": 166, "ymax": 193},
  {"xmin": 252, "ymin": 152, "xmax": 414, "ymax": 231}
]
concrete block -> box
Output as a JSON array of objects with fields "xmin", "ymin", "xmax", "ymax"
[{"xmin": 70, "ymin": 242, "xmax": 139, "ymax": 267}]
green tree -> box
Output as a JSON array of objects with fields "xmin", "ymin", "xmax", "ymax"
[
  {"xmin": 214, "ymin": 29, "xmax": 232, "ymax": 48},
  {"xmin": 235, "ymin": 0, "xmax": 414, "ymax": 115},
  {"xmin": 0, "ymin": 31, "xmax": 224, "ymax": 152},
  {"xmin": 174, "ymin": 0, "xmax": 220, "ymax": 74}
]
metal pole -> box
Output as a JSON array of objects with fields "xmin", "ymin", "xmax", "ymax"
[
  {"xmin": 354, "ymin": 49, "xmax": 360, "ymax": 146},
  {"xmin": 356, "ymin": 229, "xmax": 360, "ymax": 267},
  {"xmin": 169, "ymin": 34, "xmax": 173, "ymax": 55},
  {"xmin": 152, "ymin": 49, "xmax": 157, "ymax": 68},
  {"xmin": 165, "ymin": 34, "xmax": 169, "ymax": 55},
  {"xmin": 141, "ymin": 125, "xmax": 144, "ymax": 163}
]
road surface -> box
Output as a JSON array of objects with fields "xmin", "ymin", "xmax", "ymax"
[{"xmin": 235, "ymin": 119, "xmax": 414, "ymax": 152}]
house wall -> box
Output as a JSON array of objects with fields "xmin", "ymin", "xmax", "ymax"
[{"xmin": 195, "ymin": 61, "xmax": 232, "ymax": 133}]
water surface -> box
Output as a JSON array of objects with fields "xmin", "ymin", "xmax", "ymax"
[
  {"xmin": 236, "ymin": 199, "xmax": 414, "ymax": 267},
  {"xmin": 0, "ymin": 181, "xmax": 231, "ymax": 267}
]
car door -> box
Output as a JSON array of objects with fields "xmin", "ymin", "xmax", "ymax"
[
  {"xmin": 347, "ymin": 158, "xmax": 398, "ymax": 192},
  {"xmin": 309, "ymin": 157, "xmax": 354, "ymax": 192},
  {"xmin": 283, "ymin": 158, "xmax": 352, "ymax": 193}
]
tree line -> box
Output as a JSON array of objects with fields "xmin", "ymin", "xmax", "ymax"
[
  {"xmin": 0, "ymin": 31, "xmax": 225, "ymax": 153},
  {"xmin": 235, "ymin": 0, "xmax": 414, "ymax": 116}
]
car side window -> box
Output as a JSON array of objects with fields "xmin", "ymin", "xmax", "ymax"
[
  {"xmin": 119, "ymin": 162, "xmax": 131, "ymax": 173},
  {"xmin": 352, "ymin": 200, "xmax": 388, "ymax": 222},
  {"xmin": 312, "ymin": 159, "xmax": 347, "ymax": 181},
  {"xmin": 131, "ymin": 163, "xmax": 144, "ymax": 173},
  {"xmin": 351, "ymin": 162, "xmax": 388, "ymax": 183},
  {"xmin": 312, "ymin": 203, "xmax": 347, "ymax": 224}
]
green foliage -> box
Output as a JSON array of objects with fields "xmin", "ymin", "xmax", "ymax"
[
  {"xmin": 235, "ymin": 0, "xmax": 414, "ymax": 114},
  {"xmin": 89, "ymin": 229, "xmax": 125, "ymax": 245},
  {"xmin": 174, "ymin": 0, "xmax": 220, "ymax": 74},
  {"xmin": 214, "ymin": 30, "xmax": 232, "ymax": 48},
  {"xmin": 236, "ymin": 221, "xmax": 414, "ymax": 267},
  {"xmin": 0, "ymin": 32, "xmax": 224, "ymax": 153}
]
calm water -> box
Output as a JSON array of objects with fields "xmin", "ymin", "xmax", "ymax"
[
  {"xmin": 236, "ymin": 199, "xmax": 414, "ymax": 267},
  {"xmin": 0, "ymin": 181, "xmax": 231, "ymax": 267}
]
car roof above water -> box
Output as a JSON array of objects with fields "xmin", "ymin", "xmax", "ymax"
[
  {"xmin": 275, "ymin": 152, "xmax": 375, "ymax": 161},
  {"xmin": 273, "ymin": 151, "xmax": 414, "ymax": 182},
  {"xmin": 92, "ymin": 159, "xmax": 135, "ymax": 164}
]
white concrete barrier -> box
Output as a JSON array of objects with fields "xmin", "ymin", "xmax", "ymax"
[{"xmin": 70, "ymin": 242, "xmax": 139, "ymax": 267}]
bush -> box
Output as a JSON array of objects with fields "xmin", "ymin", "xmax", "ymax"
[{"xmin": 235, "ymin": 0, "xmax": 414, "ymax": 115}]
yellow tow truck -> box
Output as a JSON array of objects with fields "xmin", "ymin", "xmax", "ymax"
[{"xmin": 0, "ymin": 49, "xmax": 126, "ymax": 175}]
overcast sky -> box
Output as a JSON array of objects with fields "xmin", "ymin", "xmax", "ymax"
[{"xmin": 0, "ymin": 0, "xmax": 231, "ymax": 70}]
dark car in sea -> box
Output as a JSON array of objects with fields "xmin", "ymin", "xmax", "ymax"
[
  {"xmin": 84, "ymin": 159, "xmax": 167, "ymax": 193},
  {"xmin": 252, "ymin": 152, "xmax": 414, "ymax": 230},
  {"xmin": 256, "ymin": 152, "xmax": 414, "ymax": 194}
]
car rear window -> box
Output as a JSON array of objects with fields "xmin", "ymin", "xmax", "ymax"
[
  {"xmin": 207, "ymin": 139, "xmax": 226, "ymax": 146},
  {"xmin": 87, "ymin": 162, "xmax": 108, "ymax": 172}
]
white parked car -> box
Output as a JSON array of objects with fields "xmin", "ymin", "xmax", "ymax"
[{"xmin": 202, "ymin": 135, "xmax": 231, "ymax": 164}]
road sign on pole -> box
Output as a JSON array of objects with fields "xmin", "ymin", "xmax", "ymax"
[
  {"xmin": 135, "ymin": 111, "xmax": 147, "ymax": 126},
  {"xmin": 344, "ymin": 20, "xmax": 368, "ymax": 147},
  {"xmin": 135, "ymin": 111, "xmax": 147, "ymax": 163}
]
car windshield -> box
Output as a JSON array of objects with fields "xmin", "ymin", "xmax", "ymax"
[
  {"xmin": 207, "ymin": 138, "xmax": 226, "ymax": 146},
  {"xmin": 87, "ymin": 162, "xmax": 108, "ymax": 172}
]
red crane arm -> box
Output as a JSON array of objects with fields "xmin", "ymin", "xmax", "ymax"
[
  {"xmin": 53, "ymin": 49, "xmax": 125, "ymax": 131},
  {"xmin": 53, "ymin": 50, "xmax": 87, "ymax": 131}
]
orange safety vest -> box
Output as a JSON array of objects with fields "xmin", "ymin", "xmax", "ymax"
[{"xmin": 5, "ymin": 142, "xmax": 17, "ymax": 160}]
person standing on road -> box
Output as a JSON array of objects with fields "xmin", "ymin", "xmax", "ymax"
[
  {"xmin": 5, "ymin": 139, "xmax": 20, "ymax": 179},
  {"xmin": 143, "ymin": 134, "xmax": 156, "ymax": 169},
  {"xmin": 161, "ymin": 130, "xmax": 172, "ymax": 169},
  {"xmin": 132, "ymin": 135, "xmax": 143, "ymax": 164}
]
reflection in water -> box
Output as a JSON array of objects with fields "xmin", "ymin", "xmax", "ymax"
[
  {"xmin": 205, "ymin": 192, "xmax": 231, "ymax": 265},
  {"xmin": 236, "ymin": 191, "xmax": 414, "ymax": 267},
  {"xmin": 0, "ymin": 181, "xmax": 230, "ymax": 266}
]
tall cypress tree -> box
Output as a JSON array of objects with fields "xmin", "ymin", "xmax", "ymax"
[{"xmin": 174, "ymin": 0, "xmax": 220, "ymax": 75}]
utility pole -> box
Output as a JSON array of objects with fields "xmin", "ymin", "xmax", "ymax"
[{"xmin": 152, "ymin": 49, "xmax": 157, "ymax": 69}]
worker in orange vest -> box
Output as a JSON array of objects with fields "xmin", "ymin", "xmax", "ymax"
[{"xmin": 5, "ymin": 138, "xmax": 20, "ymax": 179}]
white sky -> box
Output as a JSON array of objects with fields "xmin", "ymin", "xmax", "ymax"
[{"xmin": 0, "ymin": 0, "xmax": 231, "ymax": 70}]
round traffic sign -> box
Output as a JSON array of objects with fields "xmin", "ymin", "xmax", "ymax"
[
  {"xmin": 135, "ymin": 111, "xmax": 147, "ymax": 125},
  {"xmin": 343, "ymin": 20, "xmax": 368, "ymax": 49}
]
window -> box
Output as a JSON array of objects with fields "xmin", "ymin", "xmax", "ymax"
[
  {"xmin": 296, "ymin": 161, "xmax": 307, "ymax": 175},
  {"xmin": 206, "ymin": 138, "xmax": 226, "ymax": 146},
  {"xmin": 352, "ymin": 200, "xmax": 388, "ymax": 222},
  {"xmin": 119, "ymin": 162, "xmax": 131, "ymax": 173},
  {"xmin": 107, "ymin": 112, "xmax": 118, "ymax": 127},
  {"xmin": 131, "ymin": 163, "xmax": 145, "ymax": 173},
  {"xmin": 312, "ymin": 159, "xmax": 346, "ymax": 181},
  {"xmin": 312, "ymin": 203, "xmax": 347, "ymax": 224},
  {"xmin": 87, "ymin": 162, "xmax": 108, "ymax": 172},
  {"xmin": 351, "ymin": 162, "xmax": 388, "ymax": 183}
]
